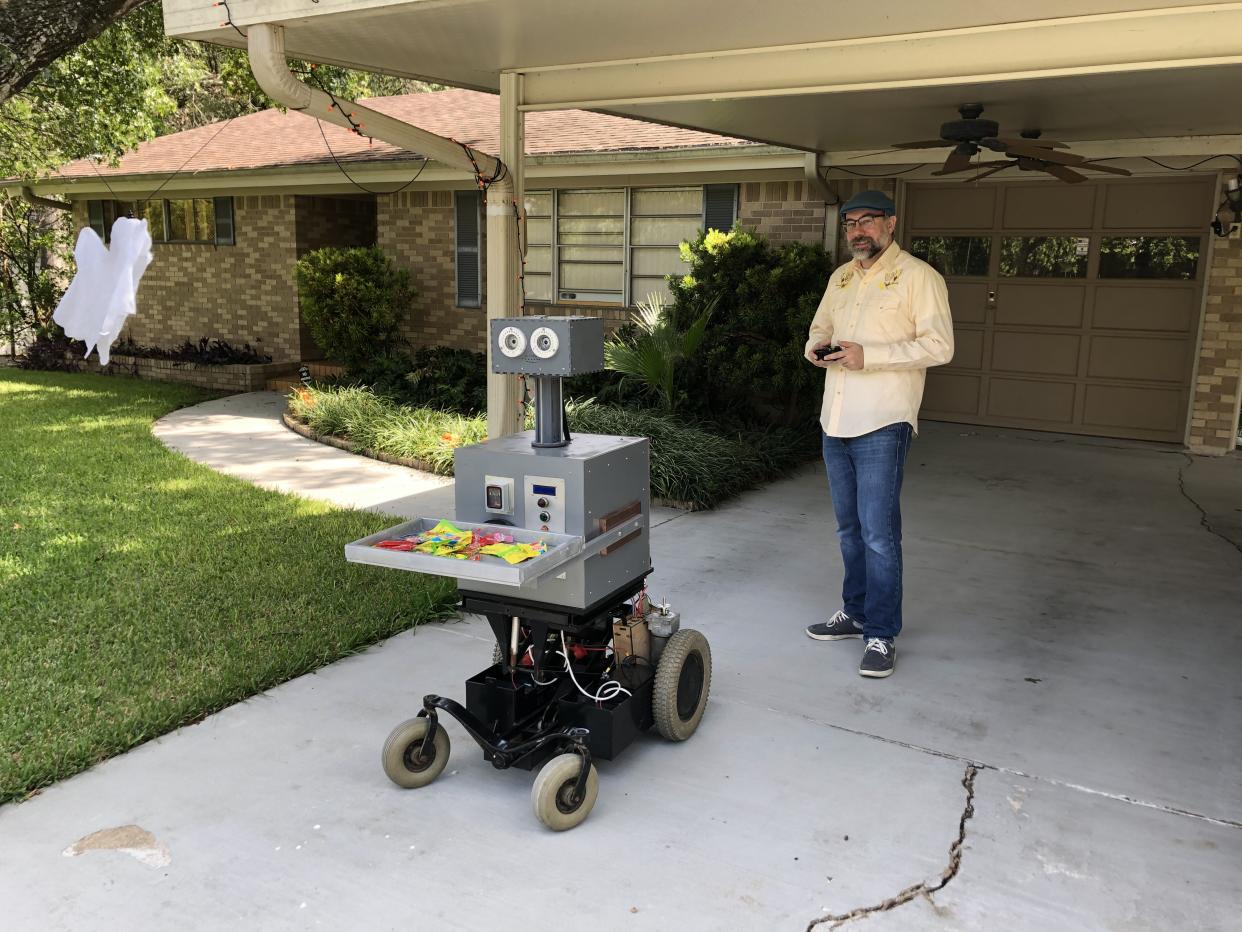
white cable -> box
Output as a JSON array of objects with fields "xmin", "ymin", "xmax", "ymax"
[
  {"xmin": 520, "ymin": 646, "xmax": 559, "ymax": 686},
  {"xmin": 559, "ymin": 632, "xmax": 632, "ymax": 702}
]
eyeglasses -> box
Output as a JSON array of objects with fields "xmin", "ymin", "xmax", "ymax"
[{"xmin": 841, "ymin": 213, "xmax": 888, "ymax": 232}]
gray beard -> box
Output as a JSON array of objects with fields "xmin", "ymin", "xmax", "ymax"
[{"xmin": 850, "ymin": 237, "xmax": 883, "ymax": 260}]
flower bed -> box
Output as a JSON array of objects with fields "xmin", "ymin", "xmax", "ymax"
[{"xmin": 74, "ymin": 354, "xmax": 296, "ymax": 393}]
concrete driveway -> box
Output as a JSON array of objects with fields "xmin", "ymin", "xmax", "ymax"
[{"xmin": 1, "ymin": 394, "xmax": 1238, "ymax": 931}]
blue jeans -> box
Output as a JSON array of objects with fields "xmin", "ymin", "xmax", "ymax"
[{"xmin": 821, "ymin": 423, "xmax": 913, "ymax": 640}]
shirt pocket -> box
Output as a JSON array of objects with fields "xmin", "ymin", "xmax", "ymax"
[{"xmin": 870, "ymin": 291, "xmax": 914, "ymax": 342}]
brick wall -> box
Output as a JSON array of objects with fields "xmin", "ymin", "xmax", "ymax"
[
  {"xmin": 75, "ymin": 354, "xmax": 294, "ymax": 392},
  {"xmin": 1188, "ymin": 231, "xmax": 1242, "ymax": 454},
  {"xmin": 738, "ymin": 179, "xmax": 828, "ymax": 246},
  {"xmin": 73, "ymin": 195, "xmax": 304, "ymax": 363},
  {"xmin": 377, "ymin": 189, "xmax": 486, "ymax": 350}
]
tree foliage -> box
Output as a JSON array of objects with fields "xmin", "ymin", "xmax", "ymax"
[{"xmin": 1, "ymin": 2, "xmax": 438, "ymax": 359}]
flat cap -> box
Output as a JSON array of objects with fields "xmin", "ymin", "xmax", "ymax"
[{"xmin": 840, "ymin": 190, "xmax": 896, "ymax": 219}]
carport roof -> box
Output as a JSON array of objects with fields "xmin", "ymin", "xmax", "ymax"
[{"xmin": 161, "ymin": 0, "xmax": 1242, "ymax": 158}]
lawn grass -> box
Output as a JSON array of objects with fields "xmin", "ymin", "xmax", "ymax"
[{"xmin": 0, "ymin": 371, "xmax": 456, "ymax": 804}]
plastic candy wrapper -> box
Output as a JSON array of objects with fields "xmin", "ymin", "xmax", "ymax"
[{"xmin": 374, "ymin": 520, "xmax": 548, "ymax": 563}]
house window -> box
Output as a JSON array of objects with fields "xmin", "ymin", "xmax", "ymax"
[
  {"xmin": 557, "ymin": 189, "xmax": 625, "ymax": 305},
  {"xmin": 910, "ymin": 236, "xmax": 992, "ymax": 276},
  {"xmin": 630, "ymin": 187, "xmax": 703, "ymax": 307},
  {"xmin": 523, "ymin": 191, "xmax": 553, "ymax": 302},
  {"xmin": 516, "ymin": 185, "xmax": 739, "ymax": 307},
  {"xmin": 85, "ymin": 198, "xmax": 235, "ymax": 245},
  {"xmin": 455, "ymin": 190, "xmax": 482, "ymax": 308},
  {"xmin": 999, "ymin": 235, "xmax": 1089, "ymax": 278},
  {"xmin": 1098, "ymin": 236, "xmax": 1200, "ymax": 280}
]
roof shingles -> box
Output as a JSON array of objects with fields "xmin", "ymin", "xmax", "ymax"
[{"xmin": 57, "ymin": 89, "xmax": 753, "ymax": 179}]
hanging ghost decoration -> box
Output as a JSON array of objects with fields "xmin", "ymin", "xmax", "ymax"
[{"xmin": 54, "ymin": 217, "xmax": 153, "ymax": 366}]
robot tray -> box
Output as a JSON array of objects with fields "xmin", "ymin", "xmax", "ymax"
[{"xmin": 344, "ymin": 517, "xmax": 585, "ymax": 587}]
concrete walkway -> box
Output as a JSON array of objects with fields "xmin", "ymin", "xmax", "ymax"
[{"xmin": 1, "ymin": 392, "xmax": 1239, "ymax": 931}]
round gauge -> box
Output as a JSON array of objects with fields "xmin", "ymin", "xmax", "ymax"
[
  {"xmin": 498, "ymin": 325, "xmax": 526, "ymax": 358},
  {"xmin": 530, "ymin": 326, "xmax": 559, "ymax": 359}
]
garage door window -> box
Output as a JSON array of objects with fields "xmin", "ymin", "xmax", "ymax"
[
  {"xmin": 1098, "ymin": 236, "xmax": 1201, "ymax": 280},
  {"xmin": 1000, "ymin": 236, "xmax": 1089, "ymax": 278},
  {"xmin": 910, "ymin": 236, "xmax": 990, "ymax": 276}
]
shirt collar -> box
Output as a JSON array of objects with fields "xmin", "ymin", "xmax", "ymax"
[{"xmin": 852, "ymin": 239, "xmax": 902, "ymax": 278}]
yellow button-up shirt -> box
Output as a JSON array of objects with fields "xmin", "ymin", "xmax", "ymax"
[{"xmin": 806, "ymin": 241, "xmax": 954, "ymax": 437}]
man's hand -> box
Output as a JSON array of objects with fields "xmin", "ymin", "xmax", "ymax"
[
  {"xmin": 836, "ymin": 340, "xmax": 864, "ymax": 370},
  {"xmin": 806, "ymin": 341, "xmax": 863, "ymax": 370},
  {"xmin": 806, "ymin": 341, "xmax": 839, "ymax": 368}
]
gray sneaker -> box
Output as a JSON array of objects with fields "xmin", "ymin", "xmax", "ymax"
[
  {"xmin": 806, "ymin": 610, "xmax": 864, "ymax": 641},
  {"xmin": 859, "ymin": 637, "xmax": 895, "ymax": 678}
]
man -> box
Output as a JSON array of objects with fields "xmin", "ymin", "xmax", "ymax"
[{"xmin": 803, "ymin": 190, "xmax": 953, "ymax": 678}]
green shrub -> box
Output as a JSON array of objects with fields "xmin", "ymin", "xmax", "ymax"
[
  {"xmin": 111, "ymin": 336, "xmax": 272, "ymax": 364},
  {"xmin": 294, "ymin": 246, "xmax": 414, "ymax": 372},
  {"xmin": 16, "ymin": 324, "xmax": 83, "ymax": 372},
  {"xmin": 354, "ymin": 346, "xmax": 487, "ymax": 414},
  {"xmin": 566, "ymin": 401, "xmax": 759, "ymax": 508},
  {"xmin": 289, "ymin": 386, "xmax": 806, "ymax": 508},
  {"xmin": 667, "ymin": 228, "xmax": 832, "ymax": 429},
  {"xmin": 603, "ymin": 293, "xmax": 714, "ymax": 412}
]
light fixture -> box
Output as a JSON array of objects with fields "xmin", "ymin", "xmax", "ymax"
[{"xmin": 1211, "ymin": 171, "xmax": 1241, "ymax": 237}]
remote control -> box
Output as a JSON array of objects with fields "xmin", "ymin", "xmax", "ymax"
[{"xmin": 813, "ymin": 344, "xmax": 843, "ymax": 361}]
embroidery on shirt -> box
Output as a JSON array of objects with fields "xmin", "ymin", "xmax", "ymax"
[
  {"xmin": 837, "ymin": 270, "xmax": 854, "ymax": 288},
  {"xmin": 880, "ymin": 268, "xmax": 903, "ymax": 289}
]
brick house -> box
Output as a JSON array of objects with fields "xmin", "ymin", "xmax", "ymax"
[{"xmin": 20, "ymin": 88, "xmax": 1242, "ymax": 455}]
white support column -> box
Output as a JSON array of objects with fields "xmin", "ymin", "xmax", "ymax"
[{"xmin": 486, "ymin": 72, "xmax": 526, "ymax": 438}]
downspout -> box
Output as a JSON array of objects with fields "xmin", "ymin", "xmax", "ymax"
[
  {"xmin": 20, "ymin": 187, "xmax": 71, "ymax": 212},
  {"xmin": 247, "ymin": 24, "xmax": 523, "ymax": 438},
  {"xmin": 804, "ymin": 153, "xmax": 839, "ymax": 259}
]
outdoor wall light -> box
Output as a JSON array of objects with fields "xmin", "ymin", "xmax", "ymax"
[{"xmin": 1212, "ymin": 172, "xmax": 1241, "ymax": 237}]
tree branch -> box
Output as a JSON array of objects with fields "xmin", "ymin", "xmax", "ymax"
[{"xmin": 0, "ymin": 0, "xmax": 153, "ymax": 104}]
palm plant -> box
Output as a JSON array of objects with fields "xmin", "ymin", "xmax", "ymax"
[{"xmin": 603, "ymin": 292, "xmax": 715, "ymax": 412}]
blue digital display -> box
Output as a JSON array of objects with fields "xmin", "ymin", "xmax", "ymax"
[{"xmin": 532, "ymin": 484, "xmax": 557, "ymax": 496}]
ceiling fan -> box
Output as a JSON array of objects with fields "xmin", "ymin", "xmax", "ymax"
[{"xmin": 889, "ymin": 104, "xmax": 1132, "ymax": 184}]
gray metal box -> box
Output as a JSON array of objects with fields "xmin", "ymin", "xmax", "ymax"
[
  {"xmin": 490, "ymin": 316, "xmax": 605, "ymax": 376},
  {"xmin": 454, "ymin": 431, "xmax": 650, "ymax": 610}
]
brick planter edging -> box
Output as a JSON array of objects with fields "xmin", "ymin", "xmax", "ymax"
[
  {"xmin": 281, "ymin": 407, "xmax": 695, "ymax": 511},
  {"xmin": 72, "ymin": 354, "xmax": 296, "ymax": 393}
]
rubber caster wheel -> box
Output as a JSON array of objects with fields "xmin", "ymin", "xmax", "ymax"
[
  {"xmin": 532, "ymin": 753, "xmax": 599, "ymax": 831},
  {"xmin": 381, "ymin": 717, "xmax": 450, "ymax": 788},
  {"xmin": 653, "ymin": 628, "xmax": 711, "ymax": 741}
]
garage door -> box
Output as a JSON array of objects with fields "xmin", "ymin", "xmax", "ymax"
[{"xmin": 905, "ymin": 177, "xmax": 1214, "ymax": 443}]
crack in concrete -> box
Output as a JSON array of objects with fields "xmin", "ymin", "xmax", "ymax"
[
  {"xmin": 731, "ymin": 698, "xmax": 1242, "ymax": 830},
  {"xmin": 806, "ymin": 765, "xmax": 978, "ymax": 932},
  {"xmin": 1177, "ymin": 454, "xmax": 1242, "ymax": 558}
]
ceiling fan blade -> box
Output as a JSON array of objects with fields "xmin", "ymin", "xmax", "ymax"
[
  {"xmin": 1044, "ymin": 164, "xmax": 1088, "ymax": 184},
  {"xmin": 1078, "ymin": 161, "xmax": 1132, "ymax": 176},
  {"xmin": 932, "ymin": 147, "xmax": 977, "ymax": 175},
  {"xmin": 993, "ymin": 136, "xmax": 1069, "ymax": 150},
  {"xmin": 995, "ymin": 139, "xmax": 1087, "ymax": 164},
  {"xmin": 889, "ymin": 140, "xmax": 954, "ymax": 150},
  {"xmin": 961, "ymin": 164, "xmax": 1013, "ymax": 182}
]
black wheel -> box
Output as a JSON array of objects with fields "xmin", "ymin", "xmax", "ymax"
[
  {"xmin": 653, "ymin": 628, "xmax": 711, "ymax": 741},
  {"xmin": 380, "ymin": 717, "xmax": 450, "ymax": 788},
  {"xmin": 531, "ymin": 753, "xmax": 599, "ymax": 831}
]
